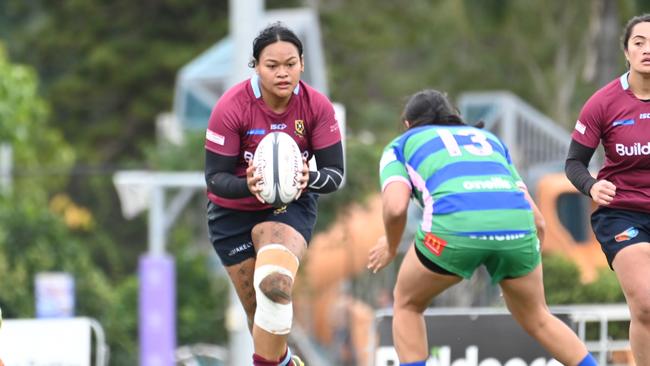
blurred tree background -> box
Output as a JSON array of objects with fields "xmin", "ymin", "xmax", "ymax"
[{"xmin": 1, "ymin": 0, "xmax": 649, "ymax": 363}]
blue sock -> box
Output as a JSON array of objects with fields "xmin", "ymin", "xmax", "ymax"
[
  {"xmin": 577, "ymin": 353, "xmax": 597, "ymax": 366},
  {"xmin": 400, "ymin": 361, "xmax": 426, "ymax": 366}
]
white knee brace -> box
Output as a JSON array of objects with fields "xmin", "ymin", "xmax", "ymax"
[{"xmin": 253, "ymin": 244, "xmax": 300, "ymax": 334}]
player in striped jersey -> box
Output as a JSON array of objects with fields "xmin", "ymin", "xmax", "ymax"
[{"xmin": 367, "ymin": 89, "xmax": 596, "ymax": 366}]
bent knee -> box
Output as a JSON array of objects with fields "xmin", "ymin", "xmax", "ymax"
[{"xmin": 258, "ymin": 272, "xmax": 293, "ymax": 304}]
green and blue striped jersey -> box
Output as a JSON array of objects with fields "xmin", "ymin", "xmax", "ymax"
[{"xmin": 379, "ymin": 125, "xmax": 536, "ymax": 238}]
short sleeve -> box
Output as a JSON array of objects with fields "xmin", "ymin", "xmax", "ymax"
[
  {"xmin": 571, "ymin": 95, "xmax": 603, "ymax": 149},
  {"xmin": 205, "ymin": 96, "xmax": 242, "ymax": 156},
  {"xmin": 379, "ymin": 139, "xmax": 411, "ymax": 192},
  {"xmin": 309, "ymin": 92, "xmax": 341, "ymax": 150}
]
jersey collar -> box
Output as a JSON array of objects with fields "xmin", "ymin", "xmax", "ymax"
[
  {"xmin": 250, "ymin": 74, "xmax": 300, "ymax": 99},
  {"xmin": 619, "ymin": 71, "xmax": 630, "ymax": 90}
]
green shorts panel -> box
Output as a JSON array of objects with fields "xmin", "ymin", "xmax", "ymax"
[{"xmin": 414, "ymin": 231, "xmax": 541, "ymax": 284}]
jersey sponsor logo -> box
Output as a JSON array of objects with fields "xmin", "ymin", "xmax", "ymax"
[
  {"xmin": 574, "ymin": 120, "xmax": 586, "ymax": 134},
  {"xmin": 270, "ymin": 123, "xmax": 287, "ymax": 130},
  {"xmin": 294, "ymin": 120, "xmax": 305, "ymax": 137},
  {"xmin": 246, "ymin": 129, "xmax": 266, "ymax": 135},
  {"xmin": 615, "ymin": 142, "xmax": 650, "ymax": 156},
  {"xmin": 614, "ymin": 227, "xmax": 639, "ymax": 242},
  {"xmin": 640, "ymin": 113, "xmax": 650, "ymax": 119},
  {"xmin": 424, "ymin": 232, "xmax": 447, "ymax": 256},
  {"xmin": 206, "ymin": 129, "xmax": 225, "ymax": 145},
  {"xmin": 469, "ymin": 233, "xmax": 526, "ymax": 241},
  {"xmin": 462, "ymin": 177, "xmax": 512, "ymax": 190},
  {"xmin": 612, "ymin": 119, "xmax": 635, "ymax": 127}
]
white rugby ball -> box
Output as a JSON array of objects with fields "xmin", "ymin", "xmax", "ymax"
[{"xmin": 253, "ymin": 132, "xmax": 303, "ymax": 207}]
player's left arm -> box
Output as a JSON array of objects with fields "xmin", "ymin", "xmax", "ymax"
[
  {"xmin": 308, "ymin": 141, "xmax": 344, "ymax": 194},
  {"xmin": 502, "ymin": 141, "xmax": 546, "ymax": 244},
  {"xmin": 307, "ymin": 91, "xmax": 344, "ymax": 194},
  {"xmin": 520, "ymin": 184, "xmax": 545, "ymax": 246}
]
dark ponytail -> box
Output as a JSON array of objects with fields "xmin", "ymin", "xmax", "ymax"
[{"xmin": 401, "ymin": 89, "xmax": 478, "ymax": 129}]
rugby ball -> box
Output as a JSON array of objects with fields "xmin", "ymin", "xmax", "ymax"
[{"xmin": 253, "ymin": 132, "xmax": 303, "ymax": 207}]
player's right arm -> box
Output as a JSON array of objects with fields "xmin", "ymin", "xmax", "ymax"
[
  {"xmin": 205, "ymin": 151, "xmax": 259, "ymax": 199},
  {"xmin": 204, "ymin": 94, "xmax": 260, "ymax": 199},
  {"xmin": 381, "ymin": 180, "xmax": 411, "ymax": 251},
  {"xmin": 565, "ymin": 140, "xmax": 616, "ymax": 205},
  {"xmin": 368, "ymin": 142, "xmax": 411, "ymax": 273},
  {"xmin": 565, "ymin": 95, "xmax": 616, "ymax": 205}
]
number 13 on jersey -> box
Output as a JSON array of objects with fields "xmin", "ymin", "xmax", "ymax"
[{"xmin": 437, "ymin": 128, "xmax": 493, "ymax": 157}]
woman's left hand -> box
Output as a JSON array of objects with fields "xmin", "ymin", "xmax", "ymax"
[
  {"xmin": 295, "ymin": 157, "xmax": 309, "ymax": 200},
  {"xmin": 367, "ymin": 236, "xmax": 397, "ymax": 274}
]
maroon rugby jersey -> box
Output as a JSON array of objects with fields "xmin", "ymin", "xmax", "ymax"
[
  {"xmin": 205, "ymin": 75, "xmax": 341, "ymax": 210},
  {"xmin": 572, "ymin": 72, "xmax": 650, "ymax": 212}
]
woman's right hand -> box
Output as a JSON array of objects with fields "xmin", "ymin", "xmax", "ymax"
[
  {"xmin": 589, "ymin": 179, "xmax": 616, "ymax": 205},
  {"xmin": 246, "ymin": 160, "xmax": 264, "ymax": 203},
  {"xmin": 367, "ymin": 236, "xmax": 397, "ymax": 274}
]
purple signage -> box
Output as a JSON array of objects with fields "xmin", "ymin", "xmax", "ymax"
[{"xmin": 139, "ymin": 255, "xmax": 176, "ymax": 366}]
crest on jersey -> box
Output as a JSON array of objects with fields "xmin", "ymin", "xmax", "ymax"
[
  {"xmin": 295, "ymin": 120, "xmax": 305, "ymax": 137},
  {"xmin": 273, "ymin": 205, "xmax": 288, "ymax": 215}
]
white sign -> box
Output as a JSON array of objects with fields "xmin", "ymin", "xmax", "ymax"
[
  {"xmin": 35, "ymin": 272, "xmax": 75, "ymax": 318},
  {"xmin": 0, "ymin": 318, "xmax": 91, "ymax": 366}
]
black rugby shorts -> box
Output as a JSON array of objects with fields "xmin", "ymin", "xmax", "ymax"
[
  {"xmin": 591, "ymin": 206, "xmax": 650, "ymax": 268},
  {"xmin": 207, "ymin": 193, "xmax": 318, "ymax": 266}
]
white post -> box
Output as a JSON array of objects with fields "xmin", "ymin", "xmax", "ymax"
[
  {"xmin": 501, "ymin": 96, "xmax": 517, "ymax": 151},
  {"xmin": 227, "ymin": 0, "xmax": 264, "ymax": 363},
  {"xmin": 148, "ymin": 186, "xmax": 166, "ymax": 256},
  {"xmin": 0, "ymin": 143, "xmax": 12, "ymax": 195},
  {"xmin": 229, "ymin": 0, "xmax": 264, "ymax": 89}
]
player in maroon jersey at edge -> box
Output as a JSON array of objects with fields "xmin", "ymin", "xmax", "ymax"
[
  {"xmin": 565, "ymin": 14, "xmax": 650, "ymax": 365},
  {"xmin": 204, "ymin": 23, "xmax": 344, "ymax": 366}
]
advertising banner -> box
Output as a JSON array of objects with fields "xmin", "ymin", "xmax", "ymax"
[
  {"xmin": 374, "ymin": 309, "xmax": 572, "ymax": 366},
  {"xmin": 0, "ymin": 318, "xmax": 91, "ymax": 366}
]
